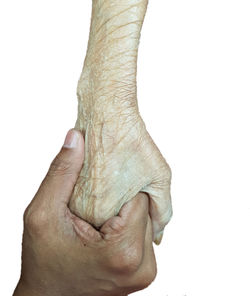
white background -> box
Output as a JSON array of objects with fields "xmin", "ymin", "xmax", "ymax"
[{"xmin": 0, "ymin": 0, "xmax": 249, "ymax": 295}]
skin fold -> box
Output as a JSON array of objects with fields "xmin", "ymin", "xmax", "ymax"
[{"xmin": 69, "ymin": 0, "xmax": 172, "ymax": 244}]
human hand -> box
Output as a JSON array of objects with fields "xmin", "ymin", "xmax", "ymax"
[
  {"xmin": 13, "ymin": 129, "xmax": 156, "ymax": 296},
  {"xmin": 71, "ymin": 115, "xmax": 172, "ymax": 245},
  {"xmin": 69, "ymin": 0, "xmax": 172, "ymax": 244}
]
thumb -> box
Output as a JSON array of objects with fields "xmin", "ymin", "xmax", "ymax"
[{"xmin": 36, "ymin": 129, "xmax": 85, "ymax": 205}]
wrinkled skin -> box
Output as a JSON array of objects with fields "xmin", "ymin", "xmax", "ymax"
[
  {"xmin": 13, "ymin": 130, "xmax": 156, "ymax": 296},
  {"xmin": 70, "ymin": 0, "xmax": 172, "ymax": 243}
]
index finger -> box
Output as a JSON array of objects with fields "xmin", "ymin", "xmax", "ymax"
[{"xmin": 100, "ymin": 192, "xmax": 150, "ymax": 245}]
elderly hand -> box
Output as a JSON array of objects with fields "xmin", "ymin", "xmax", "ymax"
[
  {"xmin": 13, "ymin": 129, "xmax": 156, "ymax": 296},
  {"xmin": 69, "ymin": 0, "xmax": 172, "ymax": 244}
]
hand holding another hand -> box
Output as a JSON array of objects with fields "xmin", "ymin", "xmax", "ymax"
[{"xmin": 13, "ymin": 130, "xmax": 156, "ymax": 296}]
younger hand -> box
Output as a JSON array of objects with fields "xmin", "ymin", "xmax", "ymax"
[{"xmin": 13, "ymin": 129, "xmax": 156, "ymax": 296}]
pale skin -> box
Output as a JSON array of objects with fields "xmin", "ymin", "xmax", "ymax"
[
  {"xmin": 13, "ymin": 129, "xmax": 157, "ymax": 296},
  {"xmin": 70, "ymin": 0, "xmax": 172, "ymax": 245}
]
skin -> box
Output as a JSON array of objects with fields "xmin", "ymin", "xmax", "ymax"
[
  {"xmin": 70, "ymin": 0, "xmax": 172, "ymax": 244},
  {"xmin": 13, "ymin": 130, "xmax": 157, "ymax": 296}
]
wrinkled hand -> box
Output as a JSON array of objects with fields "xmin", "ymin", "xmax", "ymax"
[
  {"xmin": 69, "ymin": 0, "xmax": 173, "ymax": 244},
  {"xmin": 70, "ymin": 115, "xmax": 172, "ymax": 245},
  {"xmin": 13, "ymin": 130, "xmax": 156, "ymax": 296}
]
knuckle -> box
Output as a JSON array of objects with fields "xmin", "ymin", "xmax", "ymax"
[
  {"xmin": 23, "ymin": 205, "xmax": 30, "ymax": 224},
  {"xmin": 48, "ymin": 155, "xmax": 72, "ymax": 176},
  {"xmin": 24, "ymin": 206, "xmax": 48, "ymax": 235},
  {"xmin": 138, "ymin": 265, "xmax": 157, "ymax": 289},
  {"xmin": 163, "ymin": 162, "xmax": 172, "ymax": 184},
  {"xmin": 109, "ymin": 244, "xmax": 143, "ymax": 274},
  {"xmin": 163, "ymin": 203, "xmax": 173, "ymax": 227},
  {"xmin": 167, "ymin": 205, "xmax": 173, "ymax": 223},
  {"xmin": 154, "ymin": 162, "xmax": 172, "ymax": 188},
  {"xmin": 166, "ymin": 163, "xmax": 172, "ymax": 180},
  {"xmin": 103, "ymin": 218, "xmax": 126, "ymax": 236}
]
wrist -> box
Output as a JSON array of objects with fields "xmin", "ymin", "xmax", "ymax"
[{"xmin": 76, "ymin": 95, "xmax": 140, "ymax": 132}]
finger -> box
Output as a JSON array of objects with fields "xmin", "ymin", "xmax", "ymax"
[
  {"xmin": 142, "ymin": 215, "xmax": 157, "ymax": 277},
  {"xmin": 69, "ymin": 210, "xmax": 102, "ymax": 244},
  {"xmin": 118, "ymin": 215, "xmax": 157, "ymax": 293},
  {"xmin": 132, "ymin": 215, "xmax": 157, "ymax": 289},
  {"xmin": 99, "ymin": 193, "xmax": 150, "ymax": 284},
  {"xmin": 100, "ymin": 192, "xmax": 149, "ymax": 246},
  {"xmin": 34, "ymin": 129, "xmax": 85, "ymax": 205},
  {"xmin": 142, "ymin": 181, "xmax": 173, "ymax": 244},
  {"xmin": 149, "ymin": 189, "xmax": 173, "ymax": 245}
]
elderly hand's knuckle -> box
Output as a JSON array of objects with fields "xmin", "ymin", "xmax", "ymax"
[
  {"xmin": 48, "ymin": 155, "xmax": 71, "ymax": 176},
  {"xmin": 163, "ymin": 162, "xmax": 172, "ymax": 182}
]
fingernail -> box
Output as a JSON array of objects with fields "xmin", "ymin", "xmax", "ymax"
[
  {"xmin": 154, "ymin": 230, "xmax": 164, "ymax": 245},
  {"xmin": 63, "ymin": 129, "xmax": 79, "ymax": 149}
]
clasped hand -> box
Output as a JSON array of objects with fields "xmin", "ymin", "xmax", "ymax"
[{"xmin": 13, "ymin": 130, "xmax": 156, "ymax": 296}]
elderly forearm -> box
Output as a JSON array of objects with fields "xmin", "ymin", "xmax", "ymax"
[{"xmin": 75, "ymin": 0, "xmax": 148, "ymax": 130}]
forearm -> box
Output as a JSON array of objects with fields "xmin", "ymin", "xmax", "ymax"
[{"xmin": 76, "ymin": 0, "xmax": 148, "ymax": 131}]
